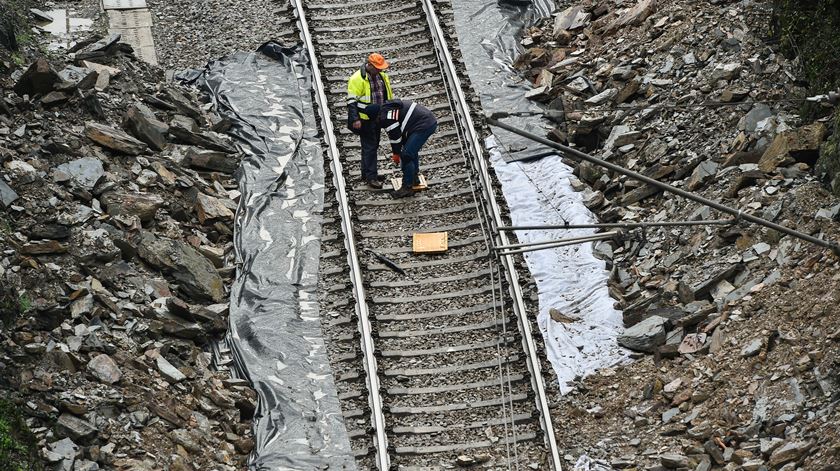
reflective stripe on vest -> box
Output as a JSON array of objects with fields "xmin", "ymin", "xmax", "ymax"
[{"xmin": 401, "ymin": 102, "xmax": 418, "ymax": 132}]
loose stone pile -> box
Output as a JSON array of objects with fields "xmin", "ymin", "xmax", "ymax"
[
  {"xmin": 1, "ymin": 29, "xmax": 253, "ymax": 471},
  {"xmin": 516, "ymin": 0, "xmax": 840, "ymax": 469}
]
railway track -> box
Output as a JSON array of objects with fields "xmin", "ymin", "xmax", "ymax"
[{"xmin": 285, "ymin": 0, "xmax": 564, "ymax": 468}]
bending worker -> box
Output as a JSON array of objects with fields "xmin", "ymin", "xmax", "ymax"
[
  {"xmin": 368, "ymin": 99, "xmax": 438, "ymax": 198},
  {"xmin": 346, "ymin": 53, "xmax": 393, "ymax": 189}
]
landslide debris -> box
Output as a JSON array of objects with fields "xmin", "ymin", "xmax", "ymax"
[
  {"xmin": 1, "ymin": 21, "xmax": 253, "ymax": 471},
  {"xmin": 516, "ymin": 0, "xmax": 840, "ymax": 468}
]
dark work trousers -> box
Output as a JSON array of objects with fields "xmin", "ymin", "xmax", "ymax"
[
  {"xmin": 359, "ymin": 119, "xmax": 381, "ymax": 182},
  {"xmin": 400, "ymin": 122, "xmax": 437, "ymax": 189}
]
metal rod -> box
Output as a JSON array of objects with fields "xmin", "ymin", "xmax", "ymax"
[
  {"xmin": 494, "ymin": 231, "xmax": 619, "ymax": 251},
  {"xmin": 500, "ymin": 219, "xmax": 736, "ymax": 231},
  {"xmin": 487, "ymin": 117, "xmax": 840, "ymax": 256},
  {"xmin": 421, "ymin": 1, "xmax": 564, "ymax": 467},
  {"xmin": 291, "ymin": 1, "xmax": 390, "ymax": 469},
  {"xmin": 499, "ymin": 236, "xmax": 613, "ymax": 256}
]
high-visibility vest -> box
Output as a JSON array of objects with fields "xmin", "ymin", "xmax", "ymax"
[{"xmin": 347, "ymin": 68, "xmax": 393, "ymax": 120}]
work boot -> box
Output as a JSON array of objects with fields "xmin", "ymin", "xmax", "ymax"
[
  {"xmin": 366, "ymin": 178, "xmax": 383, "ymax": 189},
  {"xmin": 392, "ymin": 186, "xmax": 415, "ymax": 198}
]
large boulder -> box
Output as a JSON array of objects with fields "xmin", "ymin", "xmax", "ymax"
[
  {"xmin": 759, "ymin": 122, "xmax": 828, "ymax": 172},
  {"xmin": 618, "ymin": 315, "xmax": 669, "ymax": 352},
  {"xmin": 135, "ymin": 231, "xmax": 225, "ymax": 302},
  {"xmin": 13, "ymin": 58, "xmax": 61, "ymax": 96}
]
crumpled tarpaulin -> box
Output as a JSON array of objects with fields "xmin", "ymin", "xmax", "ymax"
[
  {"xmin": 452, "ymin": 1, "xmax": 629, "ymax": 393},
  {"xmin": 185, "ymin": 42, "xmax": 356, "ymax": 470}
]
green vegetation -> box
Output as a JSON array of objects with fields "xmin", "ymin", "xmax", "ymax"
[
  {"xmin": 773, "ymin": 0, "xmax": 840, "ymax": 194},
  {"xmin": 773, "ymin": 0, "xmax": 840, "ymax": 94},
  {"xmin": 18, "ymin": 294, "xmax": 31, "ymax": 314},
  {"xmin": 0, "ymin": 400, "xmax": 42, "ymax": 471}
]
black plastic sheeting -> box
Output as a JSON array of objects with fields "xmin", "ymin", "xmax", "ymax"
[
  {"xmin": 453, "ymin": 0, "xmax": 557, "ymax": 162},
  {"xmin": 185, "ymin": 43, "xmax": 356, "ymax": 470}
]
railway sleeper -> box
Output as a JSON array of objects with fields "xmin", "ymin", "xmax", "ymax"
[
  {"xmin": 390, "ymin": 412, "xmax": 533, "ymax": 435},
  {"xmin": 393, "ymin": 431, "xmax": 538, "ymax": 456}
]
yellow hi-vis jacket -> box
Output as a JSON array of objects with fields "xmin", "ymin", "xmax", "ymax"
[{"xmin": 347, "ymin": 66, "xmax": 394, "ymax": 122}]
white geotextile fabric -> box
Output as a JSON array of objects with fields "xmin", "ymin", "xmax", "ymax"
[{"xmin": 487, "ymin": 137, "xmax": 629, "ymax": 393}]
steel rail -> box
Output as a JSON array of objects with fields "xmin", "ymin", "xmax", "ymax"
[
  {"xmin": 290, "ymin": 1, "xmax": 391, "ymax": 469},
  {"xmin": 418, "ymin": 0, "xmax": 563, "ymax": 468},
  {"xmin": 488, "ymin": 117, "xmax": 840, "ymax": 257}
]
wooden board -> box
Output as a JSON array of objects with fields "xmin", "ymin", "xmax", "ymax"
[
  {"xmin": 391, "ymin": 174, "xmax": 428, "ymax": 191},
  {"xmin": 413, "ymin": 232, "xmax": 448, "ymax": 254}
]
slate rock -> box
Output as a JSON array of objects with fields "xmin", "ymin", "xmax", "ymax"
[
  {"xmin": 186, "ymin": 147, "xmax": 238, "ymax": 173},
  {"xmin": 27, "ymin": 223, "xmax": 71, "ymax": 240},
  {"xmin": 135, "ymin": 231, "xmax": 225, "ymax": 302},
  {"xmin": 13, "ymin": 58, "xmax": 61, "ymax": 96},
  {"xmin": 100, "ymin": 191, "xmax": 164, "ymax": 223},
  {"xmin": 0, "ymin": 180, "xmax": 18, "ymax": 207},
  {"xmin": 768, "ymin": 441, "xmax": 812, "ymax": 468},
  {"xmin": 196, "ymin": 193, "xmax": 234, "ymax": 224},
  {"xmin": 22, "ymin": 240, "xmax": 68, "ymax": 255},
  {"xmin": 123, "ymin": 104, "xmax": 168, "ymax": 151},
  {"xmin": 618, "ymin": 315, "xmax": 669, "ymax": 352},
  {"xmin": 711, "ymin": 62, "xmax": 741, "ymax": 81},
  {"xmin": 604, "ymin": 0, "xmax": 655, "ymax": 34},
  {"xmin": 660, "ymin": 452, "xmax": 689, "ymax": 469},
  {"xmin": 687, "ymin": 160, "xmax": 718, "ymax": 191},
  {"xmin": 759, "ymin": 123, "xmax": 828, "ymax": 171},
  {"xmin": 75, "ymin": 34, "xmax": 121, "ymax": 61},
  {"xmin": 58, "ymin": 66, "xmax": 98, "ymax": 91},
  {"xmin": 156, "ymin": 355, "xmax": 186, "ymax": 383},
  {"xmin": 55, "ymin": 413, "xmax": 97, "ymax": 443},
  {"xmin": 170, "ymin": 118, "xmax": 236, "ymax": 153},
  {"xmin": 47, "ymin": 437, "xmax": 79, "ymax": 471},
  {"xmin": 87, "ymin": 353, "xmax": 121, "ymax": 384},
  {"xmin": 743, "ymin": 104, "xmax": 772, "ymax": 133},
  {"xmin": 741, "ymin": 338, "xmax": 763, "ymax": 358},
  {"xmin": 162, "ymin": 88, "xmax": 204, "ymax": 122},
  {"xmin": 85, "ymin": 121, "xmax": 148, "ymax": 155},
  {"xmin": 54, "ymin": 157, "xmax": 105, "ymax": 190},
  {"xmin": 41, "ymin": 91, "xmax": 70, "ymax": 107}
]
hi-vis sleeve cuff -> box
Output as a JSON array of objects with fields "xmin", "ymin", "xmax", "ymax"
[{"xmin": 389, "ymin": 137, "xmax": 402, "ymax": 144}]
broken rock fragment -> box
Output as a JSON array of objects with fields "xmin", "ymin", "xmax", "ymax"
[
  {"xmin": 55, "ymin": 414, "xmax": 98, "ymax": 443},
  {"xmin": 87, "ymin": 353, "xmax": 122, "ymax": 384},
  {"xmin": 100, "ymin": 191, "xmax": 164, "ymax": 223},
  {"xmin": 135, "ymin": 231, "xmax": 225, "ymax": 302},
  {"xmin": 123, "ymin": 104, "xmax": 169, "ymax": 151},
  {"xmin": 85, "ymin": 121, "xmax": 148, "ymax": 155},
  {"xmin": 618, "ymin": 315, "xmax": 669, "ymax": 352},
  {"xmin": 758, "ymin": 122, "xmax": 828, "ymax": 172},
  {"xmin": 54, "ymin": 157, "xmax": 105, "ymax": 190},
  {"xmin": 13, "ymin": 58, "xmax": 61, "ymax": 96}
]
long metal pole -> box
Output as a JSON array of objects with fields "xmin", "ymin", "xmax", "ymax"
[
  {"xmin": 493, "ymin": 231, "xmax": 619, "ymax": 251},
  {"xmin": 499, "ymin": 236, "xmax": 615, "ymax": 256},
  {"xmin": 487, "ymin": 117, "xmax": 840, "ymax": 256},
  {"xmin": 500, "ymin": 219, "xmax": 736, "ymax": 231},
  {"xmin": 291, "ymin": 1, "xmax": 390, "ymax": 469}
]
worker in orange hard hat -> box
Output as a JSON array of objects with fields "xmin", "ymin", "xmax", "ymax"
[{"xmin": 346, "ymin": 53, "xmax": 394, "ymax": 189}]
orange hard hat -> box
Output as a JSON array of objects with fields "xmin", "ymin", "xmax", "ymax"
[{"xmin": 367, "ymin": 53, "xmax": 390, "ymax": 70}]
